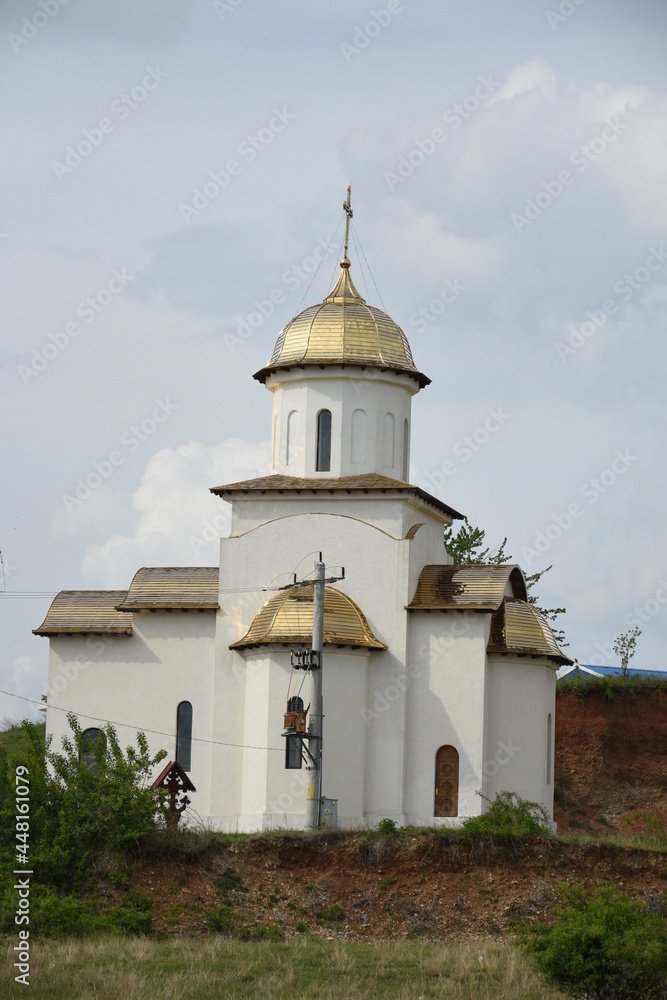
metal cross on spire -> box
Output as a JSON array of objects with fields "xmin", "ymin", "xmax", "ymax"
[{"xmin": 343, "ymin": 185, "xmax": 353, "ymax": 259}]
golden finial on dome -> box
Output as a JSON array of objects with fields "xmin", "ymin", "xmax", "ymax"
[{"xmin": 342, "ymin": 184, "xmax": 353, "ymax": 267}]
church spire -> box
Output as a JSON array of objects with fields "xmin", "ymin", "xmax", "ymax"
[
  {"xmin": 342, "ymin": 184, "xmax": 353, "ymax": 263},
  {"xmin": 325, "ymin": 185, "xmax": 364, "ymax": 305}
]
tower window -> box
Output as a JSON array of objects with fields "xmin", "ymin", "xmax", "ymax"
[
  {"xmin": 176, "ymin": 701, "xmax": 193, "ymax": 772},
  {"xmin": 316, "ymin": 409, "xmax": 332, "ymax": 472},
  {"xmin": 80, "ymin": 727, "xmax": 105, "ymax": 771}
]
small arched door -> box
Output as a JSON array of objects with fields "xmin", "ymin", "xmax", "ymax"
[{"xmin": 434, "ymin": 745, "xmax": 459, "ymax": 817}]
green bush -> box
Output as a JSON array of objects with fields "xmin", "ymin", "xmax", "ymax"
[
  {"xmin": 316, "ymin": 904, "xmax": 346, "ymax": 924},
  {"xmin": 377, "ymin": 817, "xmax": 398, "ymax": 837},
  {"xmin": 460, "ymin": 791, "xmax": 552, "ymax": 839},
  {"xmin": 525, "ymin": 884, "xmax": 667, "ymax": 999},
  {"xmin": 0, "ymin": 714, "xmax": 167, "ymax": 895}
]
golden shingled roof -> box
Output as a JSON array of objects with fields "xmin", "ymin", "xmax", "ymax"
[
  {"xmin": 253, "ymin": 259, "xmax": 430, "ymax": 388},
  {"xmin": 488, "ymin": 598, "xmax": 572, "ymax": 665},
  {"xmin": 230, "ymin": 585, "xmax": 386, "ymax": 650},
  {"xmin": 210, "ymin": 473, "xmax": 464, "ymax": 521},
  {"xmin": 33, "ymin": 592, "xmax": 132, "ymax": 636},
  {"xmin": 115, "ymin": 567, "xmax": 219, "ymax": 611},
  {"xmin": 407, "ymin": 564, "xmax": 528, "ymax": 611}
]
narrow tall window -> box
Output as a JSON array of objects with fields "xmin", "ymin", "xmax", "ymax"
[
  {"xmin": 272, "ymin": 415, "xmax": 278, "ymax": 468},
  {"xmin": 546, "ymin": 713, "xmax": 552, "ymax": 785},
  {"xmin": 402, "ymin": 418, "xmax": 410, "ymax": 480},
  {"xmin": 316, "ymin": 409, "xmax": 332, "ymax": 472},
  {"xmin": 176, "ymin": 701, "xmax": 193, "ymax": 772},
  {"xmin": 80, "ymin": 727, "xmax": 105, "ymax": 771}
]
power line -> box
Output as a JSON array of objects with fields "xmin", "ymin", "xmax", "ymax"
[{"xmin": 0, "ymin": 686, "xmax": 283, "ymax": 753}]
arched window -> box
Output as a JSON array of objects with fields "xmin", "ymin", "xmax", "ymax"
[
  {"xmin": 351, "ymin": 408, "xmax": 366, "ymax": 465},
  {"xmin": 383, "ymin": 412, "xmax": 395, "ymax": 467},
  {"xmin": 272, "ymin": 415, "xmax": 278, "ymax": 468},
  {"xmin": 316, "ymin": 409, "xmax": 332, "ymax": 472},
  {"xmin": 434, "ymin": 745, "xmax": 459, "ymax": 817},
  {"xmin": 286, "ymin": 409, "xmax": 298, "ymax": 466},
  {"xmin": 402, "ymin": 418, "xmax": 410, "ymax": 480},
  {"xmin": 176, "ymin": 701, "xmax": 193, "ymax": 772},
  {"xmin": 546, "ymin": 713, "xmax": 552, "ymax": 785},
  {"xmin": 80, "ymin": 727, "xmax": 105, "ymax": 771}
]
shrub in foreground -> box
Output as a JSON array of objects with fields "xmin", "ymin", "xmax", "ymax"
[{"xmin": 525, "ymin": 884, "xmax": 667, "ymax": 999}]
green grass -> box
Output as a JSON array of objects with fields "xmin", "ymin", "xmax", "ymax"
[
  {"xmin": 0, "ymin": 720, "xmax": 45, "ymax": 759},
  {"xmin": 0, "ymin": 936, "xmax": 568, "ymax": 999},
  {"xmin": 556, "ymin": 673, "xmax": 666, "ymax": 698}
]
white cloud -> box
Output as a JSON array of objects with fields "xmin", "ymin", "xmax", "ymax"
[
  {"xmin": 80, "ymin": 438, "xmax": 270, "ymax": 587},
  {"xmin": 488, "ymin": 59, "xmax": 558, "ymax": 105}
]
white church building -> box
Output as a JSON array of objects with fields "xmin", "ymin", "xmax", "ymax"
[{"xmin": 36, "ymin": 202, "xmax": 571, "ymax": 831}]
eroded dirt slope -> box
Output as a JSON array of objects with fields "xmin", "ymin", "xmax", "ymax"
[{"xmin": 554, "ymin": 686, "xmax": 666, "ymax": 835}]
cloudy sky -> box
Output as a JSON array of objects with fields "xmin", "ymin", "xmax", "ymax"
[{"xmin": 2, "ymin": 0, "xmax": 666, "ymax": 722}]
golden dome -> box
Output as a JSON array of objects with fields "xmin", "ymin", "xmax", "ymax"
[
  {"xmin": 229, "ymin": 584, "xmax": 386, "ymax": 650},
  {"xmin": 254, "ymin": 259, "xmax": 430, "ymax": 387}
]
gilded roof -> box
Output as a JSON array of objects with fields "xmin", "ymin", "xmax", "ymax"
[
  {"xmin": 116, "ymin": 567, "xmax": 219, "ymax": 611},
  {"xmin": 33, "ymin": 592, "xmax": 132, "ymax": 636},
  {"xmin": 407, "ymin": 564, "xmax": 527, "ymax": 611},
  {"xmin": 488, "ymin": 598, "xmax": 572, "ymax": 665},
  {"xmin": 253, "ymin": 260, "xmax": 430, "ymax": 388},
  {"xmin": 230, "ymin": 584, "xmax": 387, "ymax": 650},
  {"xmin": 210, "ymin": 473, "xmax": 464, "ymax": 521}
]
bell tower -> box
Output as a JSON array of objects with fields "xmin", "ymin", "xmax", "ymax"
[{"xmin": 253, "ymin": 189, "xmax": 430, "ymax": 481}]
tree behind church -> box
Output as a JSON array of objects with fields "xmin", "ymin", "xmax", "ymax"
[{"xmin": 444, "ymin": 518, "xmax": 567, "ymax": 646}]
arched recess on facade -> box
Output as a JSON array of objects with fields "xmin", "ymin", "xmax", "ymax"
[
  {"xmin": 351, "ymin": 408, "xmax": 366, "ymax": 465},
  {"xmin": 383, "ymin": 412, "xmax": 395, "ymax": 467},
  {"xmin": 286, "ymin": 409, "xmax": 298, "ymax": 467},
  {"xmin": 434, "ymin": 744, "xmax": 459, "ymax": 817},
  {"xmin": 176, "ymin": 701, "xmax": 193, "ymax": 772}
]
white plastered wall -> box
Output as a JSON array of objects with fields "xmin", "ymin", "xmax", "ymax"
[
  {"xmin": 266, "ymin": 367, "xmax": 418, "ymax": 479},
  {"xmin": 44, "ymin": 611, "xmax": 216, "ymax": 818},
  {"xmin": 210, "ymin": 504, "xmax": 449, "ymax": 829},
  {"xmin": 404, "ymin": 611, "xmax": 490, "ymax": 825},
  {"xmin": 483, "ymin": 654, "xmax": 557, "ymax": 820}
]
